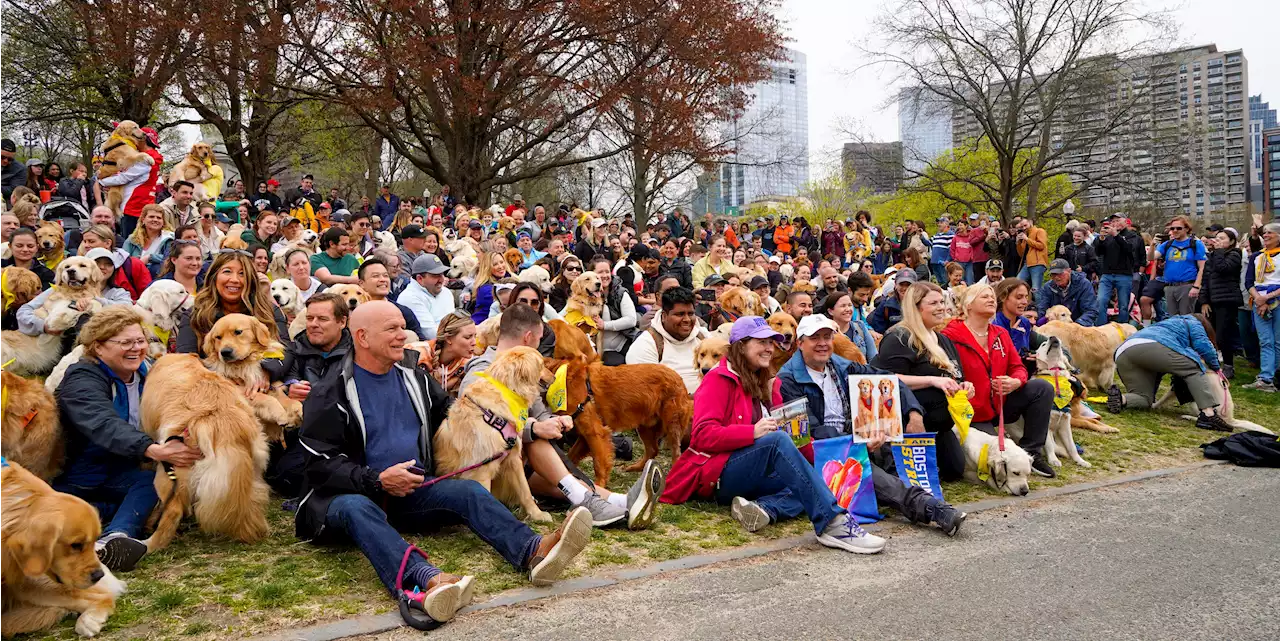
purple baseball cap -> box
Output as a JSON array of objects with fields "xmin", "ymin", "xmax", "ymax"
[{"xmin": 728, "ymin": 316, "xmax": 785, "ymax": 344}]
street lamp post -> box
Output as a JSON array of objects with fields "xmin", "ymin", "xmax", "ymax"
[
  {"xmin": 1063, "ymin": 200, "xmax": 1076, "ymax": 218},
  {"xmin": 587, "ymin": 166, "xmax": 594, "ymax": 209}
]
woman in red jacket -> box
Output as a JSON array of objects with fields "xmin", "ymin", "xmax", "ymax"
[
  {"xmin": 940, "ymin": 284, "xmax": 1056, "ymax": 478},
  {"xmin": 659, "ymin": 316, "xmax": 886, "ymax": 554}
]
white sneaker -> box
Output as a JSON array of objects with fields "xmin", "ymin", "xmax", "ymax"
[
  {"xmin": 730, "ymin": 497, "xmax": 770, "ymax": 533},
  {"xmin": 817, "ymin": 513, "xmax": 886, "ymax": 554}
]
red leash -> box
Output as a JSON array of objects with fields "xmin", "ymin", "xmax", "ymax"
[{"xmin": 996, "ymin": 391, "xmax": 1006, "ymax": 452}]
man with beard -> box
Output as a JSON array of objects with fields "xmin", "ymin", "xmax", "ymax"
[{"xmin": 626, "ymin": 286, "xmax": 706, "ymax": 394}]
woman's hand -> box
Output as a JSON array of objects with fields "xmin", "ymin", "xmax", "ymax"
[
  {"xmin": 961, "ymin": 381, "xmax": 976, "ymax": 397},
  {"xmin": 931, "ymin": 376, "xmax": 961, "ymax": 395},
  {"xmin": 993, "ymin": 376, "xmax": 1021, "ymax": 395},
  {"xmin": 753, "ymin": 416, "xmax": 778, "ymax": 439},
  {"xmin": 146, "ymin": 440, "xmax": 204, "ymax": 468}
]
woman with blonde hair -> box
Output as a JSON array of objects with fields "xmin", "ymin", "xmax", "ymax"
[
  {"xmin": 123, "ymin": 203, "xmax": 174, "ymax": 277},
  {"xmin": 870, "ymin": 282, "xmax": 973, "ymax": 481},
  {"xmin": 175, "ymin": 250, "xmax": 289, "ymax": 361},
  {"xmin": 430, "ymin": 311, "xmax": 476, "ymax": 397},
  {"xmin": 469, "ymin": 251, "xmax": 510, "ymax": 324}
]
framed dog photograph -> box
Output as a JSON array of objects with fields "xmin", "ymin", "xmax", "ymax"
[{"xmin": 849, "ymin": 374, "xmax": 904, "ymax": 443}]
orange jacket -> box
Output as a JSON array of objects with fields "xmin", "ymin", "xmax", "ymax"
[
  {"xmin": 1018, "ymin": 226, "xmax": 1048, "ymax": 267},
  {"xmin": 774, "ymin": 224, "xmax": 793, "ymax": 255}
]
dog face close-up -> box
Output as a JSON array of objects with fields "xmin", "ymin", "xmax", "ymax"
[
  {"xmin": 1044, "ymin": 305, "xmax": 1073, "ymax": 323},
  {"xmin": 858, "ymin": 379, "xmax": 875, "ymax": 398},
  {"xmin": 203, "ymin": 313, "xmax": 276, "ymax": 364},
  {"xmin": 572, "ymin": 271, "xmax": 603, "ymax": 299},
  {"xmin": 766, "ymin": 312, "xmax": 798, "ymax": 343},
  {"xmin": 485, "ymin": 346, "xmax": 545, "ymax": 401},
  {"xmin": 55, "ymin": 256, "xmax": 104, "ymax": 291},
  {"xmin": 878, "ymin": 378, "xmax": 894, "ymax": 398},
  {"xmin": 327, "ymin": 284, "xmax": 371, "ymax": 312},
  {"xmin": 990, "ymin": 446, "xmax": 1033, "ymax": 496},
  {"xmin": 191, "ymin": 141, "xmax": 212, "ymax": 160},
  {"xmin": 8, "ymin": 490, "xmax": 104, "ymax": 589},
  {"xmin": 36, "ymin": 223, "xmax": 64, "ymax": 253},
  {"xmin": 2, "ymin": 266, "xmax": 43, "ymax": 310},
  {"xmin": 694, "ymin": 337, "xmax": 729, "ymax": 377},
  {"xmin": 270, "ymin": 279, "xmax": 301, "ymax": 311}
]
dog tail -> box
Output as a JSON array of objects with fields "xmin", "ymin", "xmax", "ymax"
[{"xmin": 190, "ymin": 428, "xmax": 270, "ymax": 543}]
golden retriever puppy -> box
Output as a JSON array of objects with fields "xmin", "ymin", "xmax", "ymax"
[
  {"xmin": 140, "ymin": 354, "xmax": 270, "ymax": 550},
  {"xmin": 434, "ymin": 347, "xmax": 551, "ymax": 522},
  {"xmin": 201, "ymin": 314, "xmax": 302, "ymax": 444},
  {"xmin": 562, "ymin": 271, "xmax": 604, "ymax": 340},
  {"xmin": 1036, "ymin": 320, "xmax": 1137, "ymax": 390},
  {"xmin": 2, "ymin": 370, "xmax": 64, "ymax": 481},
  {"xmin": 2, "ymin": 299, "xmax": 91, "ymax": 376},
  {"xmin": 1043, "ymin": 305, "xmax": 1073, "ymax": 323},
  {"xmin": 693, "ymin": 336, "xmax": 728, "ymax": 378},
  {"xmin": 35, "ymin": 222, "xmax": 67, "ymax": 271},
  {"xmin": 2, "ymin": 460, "xmax": 125, "ymax": 637},
  {"xmin": 96, "ymin": 120, "xmax": 153, "ymax": 216},
  {"xmin": 2, "ymin": 266, "xmax": 43, "ymax": 313},
  {"xmin": 168, "ymin": 142, "xmax": 215, "ymax": 200}
]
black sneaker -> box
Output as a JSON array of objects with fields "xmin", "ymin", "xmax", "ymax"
[
  {"xmin": 928, "ymin": 501, "xmax": 966, "ymax": 537},
  {"xmin": 1106, "ymin": 385, "xmax": 1124, "ymax": 414},
  {"xmin": 95, "ymin": 532, "xmax": 147, "ymax": 572},
  {"xmin": 1195, "ymin": 411, "xmax": 1232, "ymax": 432},
  {"xmin": 1030, "ymin": 454, "xmax": 1057, "ymax": 479},
  {"xmin": 1222, "ymin": 364, "xmax": 1235, "ymax": 380}
]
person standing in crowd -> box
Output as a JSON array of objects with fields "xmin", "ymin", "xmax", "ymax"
[
  {"xmin": 1037, "ymin": 259, "xmax": 1098, "ymax": 326},
  {"xmin": 1154, "ymin": 215, "xmax": 1207, "ymax": 316},
  {"xmin": 928, "ymin": 216, "xmax": 954, "ymax": 284},
  {"xmin": 98, "ymin": 127, "xmax": 162, "ymax": 237},
  {"xmin": 1015, "ymin": 216, "xmax": 1048, "ymax": 290},
  {"xmin": 845, "ymin": 271, "xmax": 879, "ymax": 362},
  {"xmin": 78, "ymin": 224, "xmax": 152, "ymax": 300},
  {"xmin": 573, "ymin": 217, "xmax": 608, "ymax": 264},
  {"xmin": 470, "ymin": 252, "xmax": 509, "ymax": 324},
  {"xmin": 1197, "ymin": 228, "xmax": 1242, "ymax": 380},
  {"xmin": 156, "ymin": 239, "xmax": 204, "ymax": 294},
  {"xmin": 949, "ymin": 219, "xmax": 976, "ymax": 284},
  {"xmin": 1107, "ymin": 315, "xmax": 1233, "ymax": 430},
  {"xmin": 375, "ymin": 184, "xmax": 399, "ymax": 228},
  {"xmin": 1093, "ymin": 215, "xmax": 1138, "ymax": 326},
  {"xmin": 1243, "ymin": 222, "xmax": 1280, "ymax": 392}
]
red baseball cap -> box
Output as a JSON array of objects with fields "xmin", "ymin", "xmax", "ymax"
[
  {"xmin": 140, "ymin": 127, "xmax": 160, "ymax": 146},
  {"xmin": 267, "ymin": 179, "xmax": 280, "ymax": 187}
]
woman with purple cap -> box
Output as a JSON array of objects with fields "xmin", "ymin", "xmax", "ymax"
[{"xmin": 659, "ymin": 316, "xmax": 887, "ymax": 555}]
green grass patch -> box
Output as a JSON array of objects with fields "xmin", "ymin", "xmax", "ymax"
[{"xmin": 21, "ymin": 367, "xmax": 1277, "ymax": 641}]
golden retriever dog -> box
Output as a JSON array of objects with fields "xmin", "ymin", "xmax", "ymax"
[
  {"xmin": 693, "ymin": 336, "xmax": 728, "ymax": 378},
  {"xmin": 2, "ymin": 370, "xmax": 64, "ymax": 481},
  {"xmin": 202, "ymin": 314, "xmax": 302, "ymax": 444},
  {"xmin": 46, "ymin": 256, "xmax": 107, "ymax": 310},
  {"xmin": 1036, "ymin": 320, "xmax": 1137, "ymax": 390},
  {"xmin": 140, "ymin": 354, "xmax": 270, "ymax": 551},
  {"xmin": 2, "ymin": 299, "xmax": 91, "ymax": 376},
  {"xmin": 434, "ymin": 347, "xmax": 550, "ymax": 522},
  {"xmin": 135, "ymin": 280, "xmax": 194, "ymax": 345},
  {"xmin": 220, "ymin": 232, "xmax": 249, "ymax": 251},
  {"xmin": 288, "ymin": 283, "xmax": 369, "ymax": 339},
  {"xmin": 1043, "ymin": 305, "xmax": 1074, "ymax": 323},
  {"xmin": 517, "ymin": 264, "xmax": 552, "ymax": 294},
  {"xmin": 35, "ymin": 222, "xmax": 67, "ymax": 271},
  {"xmin": 562, "ymin": 271, "xmax": 604, "ymax": 341},
  {"xmin": 168, "ymin": 142, "xmax": 215, "ymax": 200},
  {"xmin": 877, "ymin": 377, "xmax": 899, "ymax": 436},
  {"xmin": 853, "ymin": 378, "xmax": 876, "ymax": 438},
  {"xmin": 2, "ymin": 266, "xmax": 43, "ymax": 314},
  {"xmin": 448, "ymin": 252, "xmax": 479, "ymax": 281},
  {"xmin": 2, "ymin": 460, "xmax": 126, "ymax": 638},
  {"xmin": 96, "ymin": 120, "xmax": 153, "ymax": 216},
  {"xmin": 718, "ymin": 286, "xmax": 765, "ymax": 319},
  {"xmin": 547, "ymin": 355, "xmax": 693, "ymax": 487},
  {"xmin": 1012, "ymin": 337, "xmax": 1094, "ymax": 469},
  {"xmin": 270, "ymin": 278, "xmax": 305, "ymax": 324},
  {"xmin": 549, "ymin": 318, "xmax": 596, "ymax": 360},
  {"xmin": 503, "ymin": 248, "xmax": 525, "ymax": 273},
  {"xmin": 767, "ymin": 312, "xmax": 800, "ymax": 374},
  {"xmin": 956, "ymin": 425, "xmax": 1033, "ymax": 496}
]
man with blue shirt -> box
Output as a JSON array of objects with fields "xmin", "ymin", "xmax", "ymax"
[
  {"xmin": 1154, "ymin": 215, "xmax": 1206, "ymax": 316},
  {"xmin": 295, "ymin": 301, "xmax": 593, "ymax": 628},
  {"xmin": 514, "ymin": 230, "xmax": 546, "ymax": 269}
]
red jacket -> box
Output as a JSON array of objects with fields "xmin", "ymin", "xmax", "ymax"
[
  {"xmin": 940, "ymin": 318, "xmax": 1026, "ymax": 423},
  {"xmin": 122, "ymin": 148, "xmax": 163, "ymax": 219},
  {"xmin": 660, "ymin": 361, "xmax": 782, "ymax": 504},
  {"xmin": 112, "ymin": 255, "xmax": 152, "ymax": 301}
]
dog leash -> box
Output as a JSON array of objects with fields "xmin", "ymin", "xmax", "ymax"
[
  {"xmin": 416, "ymin": 394, "xmax": 517, "ymax": 490},
  {"xmin": 395, "ymin": 544, "xmax": 444, "ymax": 631},
  {"xmin": 996, "ymin": 391, "xmax": 1006, "ymax": 453}
]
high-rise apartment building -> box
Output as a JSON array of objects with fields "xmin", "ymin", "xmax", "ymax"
[
  {"xmin": 1263, "ymin": 127, "xmax": 1280, "ymax": 220},
  {"xmin": 842, "ymin": 142, "xmax": 904, "ymax": 194},
  {"xmin": 1250, "ymin": 95, "xmax": 1278, "ymax": 203},
  {"xmin": 699, "ymin": 48, "xmax": 809, "ymax": 214},
  {"xmin": 898, "ymin": 89, "xmax": 953, "ymax": 174}
]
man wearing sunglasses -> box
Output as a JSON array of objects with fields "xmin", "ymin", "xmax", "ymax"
[
  {"xmin": 1153, "ymin": 215, "xmax": 1207, "ymax": 316},
  {"xmin": 1, "ymin": 138, "xmax": 26, "ymax": 201}
]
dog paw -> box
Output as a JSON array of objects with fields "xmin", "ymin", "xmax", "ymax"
[
  {"xmin": 97, "ymin": 566, "xmax": 127, "ymax": 597},
  {"xmin": 1048, "ymin": 456, "xmax": 1063, "ymax": 468},
  {"xmin": 528, "ymin": 509, "xmax": 554, "ymax": 523},
  {"xmin": 1076, "ymin": 459, "xmax": 1092, "ymax": 468},
  {"xmin": 75, "ymin": 609, "xmax": 109, "ymax": 637}
]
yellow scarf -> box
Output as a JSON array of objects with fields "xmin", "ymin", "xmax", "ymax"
[
  {"xmin": 977, "ymin": 444, "xmax": 991, "ymax": 482},
  {"xmin": 1259, "ymin": 247, "xmax": 1280, "ymax": 276},
  {"xmin": 1, "ymin": 270, "xmax": 13, "ymax": 311},
  {"xmin": 1035, "ymin": 372, "xmax": 1074, "ymax": 411},
  {"xmin": 948, "ymin": 390, "xmax": 975, "ymax": 444},
  {"xmin": 107, "ymin": 132, "xmax": 139, "ymax": 151},
  {"xmin": 475, "ymin": 372, "xmax": 528, "ymax": 432},
  {"xmin": 562, "ymin": 308, "xmax": 599, "ymax": 334}
]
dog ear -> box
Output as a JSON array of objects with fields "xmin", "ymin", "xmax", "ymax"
[
  {"xmin": 252, "ymin": 318, "xmax": 276, "ymax": 350},
  {"xmin": 10, "ymin": 518, "xmax": 59, "ymax": 577},
  {"xmin": 201, "ymin": 324, "xmax": 220, "ymax": 356}
]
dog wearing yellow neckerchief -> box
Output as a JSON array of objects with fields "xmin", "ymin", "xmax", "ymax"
[
  {"xmin": 168, "ymin": 141, "xmax": 217, "ymax": 201},
  {"xmin": 1024, "ymin": 336, "xmax": 1094, "ymax": 469},
  {"xmin": 96, "ymin": 120, "xmax": 154, "ymax": 216},
  {"xmin": 434, "ymin": 346, "xmax": 552, "ymax": 522}
]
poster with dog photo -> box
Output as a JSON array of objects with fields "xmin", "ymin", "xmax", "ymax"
[{"xmin": 849, "ymin": 375, "xmax": 904, "ymax": 443}]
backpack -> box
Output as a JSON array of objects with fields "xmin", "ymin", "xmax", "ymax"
[
  {"xmin": 647, "ymin": 327, "xmax": 665, "ymax": 362},
  {"xmin": 1201, "ymin": 432, "xmax": 1280, "ymax": 467}
]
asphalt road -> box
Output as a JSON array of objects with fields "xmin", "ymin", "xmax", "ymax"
[{"xmin": 364, "ymin": 465, "xmax": 1280, "ymax": 641}]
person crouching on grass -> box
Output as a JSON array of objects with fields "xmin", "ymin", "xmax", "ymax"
[{"xmin": 295, "ymin": 300, "xmax": 593, "ymax": 628}]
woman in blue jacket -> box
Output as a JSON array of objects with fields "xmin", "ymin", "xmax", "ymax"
[{"xmin": 1107, "ymin": 314, "xmax": 1230, "ymax": 432}]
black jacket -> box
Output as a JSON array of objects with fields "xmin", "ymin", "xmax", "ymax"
[
  {"xmin": 0, "ymin": 258, "xmax": 55, "ymax": 289},
  {"xmin": 573, "ymin": 238, "xmax": 601, "ymax": 265},
  {"xmin": 1060, "ymin": 242, "xmax": 1098, "ymax": 277},
  {"xmin": 1093, "ymin": 232, "xmax": 1135, "ymax": 275},
  {"xmin": 294, "ymin": 352, "xmax": 451, "ymax": 541},
  {"xmin": 870, "ymin": 327, "xmax": 964, "ymax": 433},
  {"xmin": 1197, "ymin": 249, "xmax": 1243, "ymax": 307},
  {"xmin": 56, "ymin": 360, "xmax": 154, "ymax": 477},
  {"xmin": 660, "ymin": 258, "xmax": 693, "ymax": 290},
  {"xmin": 283, "ymin": 329, "xmax": 353, "ymax": 388}
]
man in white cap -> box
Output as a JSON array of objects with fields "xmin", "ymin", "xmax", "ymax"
[
  {"xmin": 396, "ymin": 254, "xmax": 456, "ymax": 339},
  {"xmin": 777, "ymin": 314, "xmax": 965, "ymax": 536}
]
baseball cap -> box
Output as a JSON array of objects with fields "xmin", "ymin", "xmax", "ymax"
[
  {"xmin": 1048, "ymin": 258, "xmax": 1071, "ymax": 275},
  {"xmin": 747, "ymin": 275, "xmax": 770, "ymax": 291},
  {"xmin": 895, "ymin": 268, "xmax": 918, "ymax": 284},
  {"xmin": 85, "ymin": 247, "xmax": 124, "ymax": 268},
  {"xmin": 26, "ymin": 158, "xmax": 43, "ymax": 167},
  {"xmin": 140, "ymin": 127, "xmax": 160, "ymax": 146},
  {"xmin": 318, "ymin": 201, "xmax": 332, "ymax": 210},
  {"xmin": 591, "ymin": 217, "xmax": 607, "ymax": 228},
  {"xmin": 281, "ymin": 215, "xmax": 300, "ymax": 227},
  {"xmin": 216, "ymin": 212, "xmax": 233, "ymax": 224},
  {"xmin": 967, "ymin": 213, "xmax": 979, "ymax": 221},
  {"xmin": 985, "ymin": 259, "xmax": 1004, "ymax": 271},
  {"xmin": 267, "ymin": 179, "xmax": 280, "ymax": 187},
  {"xmin": 1205, "ymin": 223, "xmax": 1224, "ymax": 233},
  {"xmin": 702, "ymin": 274, "xmax": 728, "ymax": 287},
  {"xmin": 513, "ymin": 193, "xmax": 523, "ymax": 201},
  {"xmin": 796, "ymin": 314, "xmax": 839, "ymax": 339},
  {"xmin": 769, "ymin": 254, "xmax": 782, "ymax": 264},
  {"xmin": 728, "ymin": 316, "xmax": 785, "ymax": 344},
  {"xmin": 0, "ymin": 139, "xmax": 15, "ymax": 153},
  {"xmin": 516, "ymin": 229, "xmax": 532, "ymax": 240},
  {"xmin": 400, "ymin": 224, "xmax": 427, "ymax": 239},
  {"xmin": 411, "ymin": 253, "xmax": 448, "ymax": 276},
  {"xmin": 468, "ymin": 220, "xmax": 483, "ymax": 230},
  {"xmin": 935, "ymin": 215, "xmax": 950, "ymax": 222},
  {"xmin": 332, "ymin": 208, "xmax": 349, "ymax": 222}
]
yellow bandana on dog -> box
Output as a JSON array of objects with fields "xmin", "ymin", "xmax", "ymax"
[
  {"xmin": 977, "ymin": 443, "xmax": 991, "ymax": 482},
  {"xmin": 1, "ymin": 270, "xmax": 13, "ymax": 311},
  {"xmin": 948, "ymin": 390, "xmax": 975, "ymax": 444},
  {"xmin": 562, "ymin": 308, "xmax": 599, "ymax": 334},
  {"xmin": 475, "ymin": 372, "xmax": 528, "ymax": 433},
  {"xmin": 545, "ymin": 364, "xmax": 569, "ymax": 413},
  {"xmin": 1035, "ymin": 373, "xmax": 1074, "ymax": 412}
]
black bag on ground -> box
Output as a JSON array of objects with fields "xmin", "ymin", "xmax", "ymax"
[{"xmin": 1201, "ymin": 432, "xmax": 1280, "ymax": 467}]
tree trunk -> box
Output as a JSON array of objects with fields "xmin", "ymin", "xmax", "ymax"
[{"xmin": 632, "ymin": 148, "xmax": 651, "ymax": 228}]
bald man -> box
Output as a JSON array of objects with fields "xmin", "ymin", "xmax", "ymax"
[
  {"xmin": 295, "ymin": 301, "xmax": 592, "ymax": 627},
  {"xmin": 68, "ymin": 205, "xmax": 125, "ymax": 253},
  {"xmin": 815, "ymin": 265, "xmax": 847, "ymax": 309}
]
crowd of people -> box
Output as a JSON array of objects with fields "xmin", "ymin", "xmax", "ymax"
[{"xmin": 3, "ymin": 138, "xmax": 1277, "ymax": 628}]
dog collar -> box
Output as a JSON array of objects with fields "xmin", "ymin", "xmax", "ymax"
[{"xmin": 977, "ymin": 443, "xmax": 990, "ymax": 482}]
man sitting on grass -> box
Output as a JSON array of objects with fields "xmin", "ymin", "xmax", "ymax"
[{"xmin": 296, "ymin": 300, "xmax": 593, "ymax": 628}]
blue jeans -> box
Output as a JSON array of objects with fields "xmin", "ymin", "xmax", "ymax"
[
  {"xmin": 1255, "ymin": 307, "xmax": 1280, "ymax": 383},
  {"xmin": 1095, "ymin": 274, "xmax": 1132, "ymax": 327},
  {"xmin": 1018, "ymin": 264, "xmax": 1046, "ymax": 291},
  {"xmin": 713, "ymin": 431, "xmax": 844, "ymax": 535},
  {"xmin": 54, "ymin": 467, "xmax": 158, "ymax": 539},
  {"xmin": 930, "ymin": 262, "xmax": 948, "ymax": 285},
  {"xmin": 961, "ymin": 262, "xmax": 975, "ymax": 284},
  {"xmin": 323, "ymin": 479, "xmax": 540, "ymax": 595}
]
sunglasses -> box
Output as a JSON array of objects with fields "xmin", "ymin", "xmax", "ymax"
[
  {"xmin": 1168, "ymin": 226, "xmax": 1185, "ymax": 231},
  {"xmin": 218, "ymin": 248, "xmax": 253, "ymax": 258},
  {"xmin": 563, "ymin": 265, "xmax": 582, "ymax": 272}
]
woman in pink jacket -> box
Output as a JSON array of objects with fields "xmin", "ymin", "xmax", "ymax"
[{"xmin": 659, "ymin": 316, "xmax": 886, "ymax": 554}]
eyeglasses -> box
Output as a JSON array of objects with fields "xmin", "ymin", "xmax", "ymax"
[
  {"xmin": 105, "ymin": 338, "xmax": 148, "ymax": 349},
  {"xmin": 1168, "ymin": 226, "xmax": 1185, "ymax": 231},
  {"xmin": 563, "ymin": 265, "xmax": 582, "ymax": 272}
]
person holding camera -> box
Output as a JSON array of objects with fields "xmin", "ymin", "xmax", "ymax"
[{"xmin": 1015, "ymin": 217, "xmax": 1049, "ymax": 290}]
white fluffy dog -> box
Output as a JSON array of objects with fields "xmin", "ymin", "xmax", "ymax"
[
  {"xmin": 373, "ymin": 230, "xmax": 397, "ymax": 253},
  {"xmin": 517, "ymin": 264, "xmax": 552, "ymax": 293},
  {"xmin": 1005, "ymin": 337, "xmax": 1091, "ymax": 469},
  {"xmin": 270, "ymin": 278, "xmax": 305, "ymax": 322},
  {"xmin": 136, "ymin": 280, "xmax": 194, "ymax": 337},
  {"xmin": 449, "ymin": 253, "xmax": 479, "ymax": 281},
  {"xmin": 298, "ymin": 229, "xmax": 319, "ymax": 251},
  {"xmin": 955, "ymin": 424, "xmax": 1033, "ymax": 496}
]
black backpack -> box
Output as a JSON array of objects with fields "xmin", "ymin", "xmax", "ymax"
[{"xmin": 1201, "ymin": 432, "xmax": 1280, "ymax": 467}]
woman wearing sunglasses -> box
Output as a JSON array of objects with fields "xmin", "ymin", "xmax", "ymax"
[{"xmin": 549, "ymin": 255, "xmax": 583, "ymax": 313}]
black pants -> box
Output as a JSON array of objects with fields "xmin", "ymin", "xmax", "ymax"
[
  {"xmin": 972, "ymin": 378, "xmax": 1052, "ymax": 456},
  {"xmin": 870, "ymin": 445, "xmax": 937, "ymax": 521},
  {"xmin": 922, "ymin": 407, "xmax": 966, "ymax": 482},
  {"xmin": 1209, "ymin": 302, "xmax": 1238, "ymax": 367}
]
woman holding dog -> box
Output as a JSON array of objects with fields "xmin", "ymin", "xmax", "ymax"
[
  {"xmin": 1107, "ymin": 314, "xmax": 1232, "ymax": 431},
  {"xmin": 175, "ymin": 250, "xmax": 290, "ymax": 364},
  {"xmin": 549, "ymin": 255, "xmax": 583, "ymax": 313},
  {"xmin": 661, "ymin": 315, "xmax": 887, "ymax": 554},
  {"xmin": 591, "ymin": 255, "xmax": 638, "ymax": 365},
  {"xmin": 123, "ymin": 204, "xmax": 175, "ymax": 279},
  {"xmin": 54, "ymin": 306, "xmax": 203, "ymax": 573},
  {"xmin": 941, "ymin": 283, "xmax": 1056, "ymax": 478}
]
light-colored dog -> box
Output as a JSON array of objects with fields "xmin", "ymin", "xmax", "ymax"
[
  {"xmin": 1043, "ymin": 305, "xmax": 1074, "ymax": 323},
  {"xmin": 517, "ymin": 264, "xmax": 552, "ymax": 293},
  {"xmin": 135, "ymin": 280, "xmax": 194, "ymax": 343},
  {"xmin": 270, "ymin": 278, "xmax": 305, "ymax": 324},
  {"xmin": 1035, "ymin": 320, "xmax": 1137, "ymax": 391},
  {"xmin": 693, "ymin": 336, "xmax": 728, "ymax": 378},
  {"xmin": 373, "ymin": 230, "xmax": 397, "ymax": 253},
  {"xmin": 955, "ymin": 424, "xmax": 1033, "ymax": 496},
  {"xmin": 2, "ymin": 299, "xmax": 92, "ymax": 376},
  {"xmin": 1012, "ymin": 337, "xmax": 1092, "ymax": 469},
  {"xmin": 876, "ymin": 378, "xmax": 899, "ymax": 437},
  {"xmin": 562, "ymin": 272, "xmax": 604, "ymax": 343}
]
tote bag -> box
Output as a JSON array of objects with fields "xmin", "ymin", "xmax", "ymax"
[{"xmin": 812, "ymin": 435, "xmax": 881, "ymax": 524}]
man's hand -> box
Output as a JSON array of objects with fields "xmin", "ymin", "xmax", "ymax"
[
  {"xmin": 532, "ymin": 419, "xmax": 565, "ymax": 440},
  {"xmin": 146, "ymin": 440, "xmax": 204, "ymax": 468},
  {"xmin": 993, "ymin": 376, "xmax": 1021, "ymax": 395},
  {"xmin": 753, "ymin": 416, "xmax": 778, "ymax": 439},
  {"xmin": 905, "ymin": 411, "xmax": 925, "ymax": 434},
  {"xmin": 379, "ymin": 460, "xmax": 424, "ymax": 497},
  {"xmin": 866, "ymin": 432, "xmax": 889, "ymax": 451},
  {"xmin": 287, "ymin": 381, "xmax": 311, "ymax": 401}
]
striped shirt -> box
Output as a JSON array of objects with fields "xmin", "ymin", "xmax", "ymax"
[{"xmin": 930, "ymin": 229, "xmax": 955, "ymax": 264}]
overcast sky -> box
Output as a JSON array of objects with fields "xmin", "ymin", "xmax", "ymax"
[{"xmin": 781, "ymin": 0, "xmax": 1280, "ymax": 176}]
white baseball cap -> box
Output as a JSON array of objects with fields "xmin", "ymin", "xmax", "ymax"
[{"xmin": 797, "ymin": 314, "xmax": 839, "ymax": 339}]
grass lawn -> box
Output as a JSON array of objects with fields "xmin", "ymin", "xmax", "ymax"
[{"xmin": 22, "ymin": 367, "xmax": 1278, "ymax": 641}]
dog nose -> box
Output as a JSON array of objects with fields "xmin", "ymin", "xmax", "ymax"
[
  {"xmin": 220, "ymin": 347, "xmax": 236, "ymax": 360},
  {"xmin": 1019, "ymin": 487, "xmax": 1030, "ymax": 496},
  {"xmin": 90, "ymin": 568, "xmax": 104, "ymax": 583}
]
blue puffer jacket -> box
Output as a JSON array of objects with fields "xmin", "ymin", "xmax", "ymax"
[
  {"xmin": 777, "ymin": 351, "xmax": 923, "ymax": 441},
  {"xmin": 1036, "ymin": 271, "xmax": 1098, "ymax": 326},
  {"xmin": 1121, "ymin": 315, "xmax": 1220, "ymax": 373}
]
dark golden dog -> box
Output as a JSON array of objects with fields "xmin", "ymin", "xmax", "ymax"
[{"xmin": 1, "ymin": 370, "xmax": 64, "ymax": 481}]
